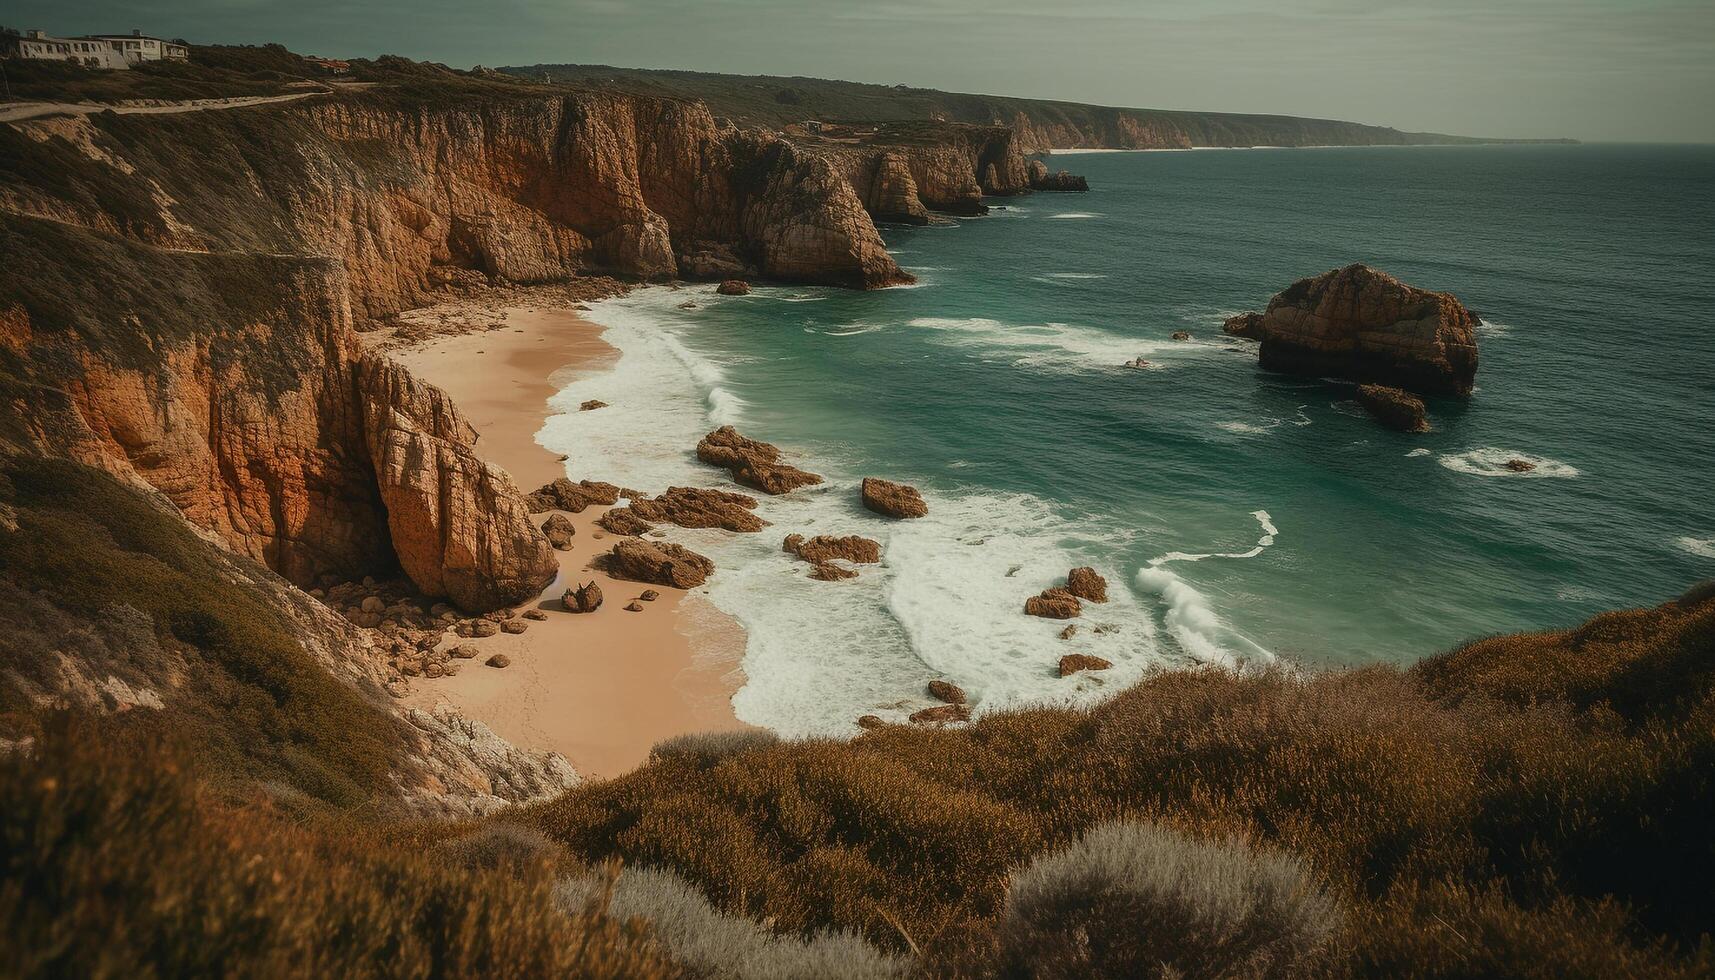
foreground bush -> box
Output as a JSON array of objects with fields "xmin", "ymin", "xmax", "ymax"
[
  {"xmin": 529, "ymin": 586, "xmax": 1715, "ymax": 976},
  {"xmin": 999, "ymin": 821, "xmax": 1339, "ymax": 978}
]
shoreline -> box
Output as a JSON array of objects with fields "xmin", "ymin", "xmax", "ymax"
[{"xmin": 379, "ymin": 293, "xmax": 751, "ymax": 780}]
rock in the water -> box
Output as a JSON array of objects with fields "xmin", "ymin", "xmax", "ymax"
[
  {"xmin": 1059, "ymin": 653, "xmax": 1113, "ymax": 676},
  {"xmin": 624, "ymin": 601, "xmax": 644, "ymax": 612},
  {"xmin": 1066, "ymin": 567, "xmax": 1108, "ymax": 603},
  {"xmin": 1027, "ymin": 159, "xmax": 1090, "ymax": 191},
  {"xmin": 867, "ymin": 151, "xmax": 931, "ymax": 225},
  {"xmin": 627, "ymin": 486, "xmax": 765, "ymax": 532},
  {"xmin": 485, "ymin": 653, "xmax": 511, "ymax": 669},
  {"xmin": 927, "ymin": 679, "xmax": 967, "ymax": 704},
  {"xmin": 1356, "ymin": 384, "xmax": 1430, "ymax": 433},
  {"xmin": 1505, "ymin": 458, "xmax": 1537, "ymax": 473},
  {"xmin": 1171, "ymin": 331, "xmax": 1192, "ymax": 342},
  {"xmin": 525, "ymin": 478, "xmax": 623, "ymax": 514},
  {"xmin": 596, "ymin": 507, "xmax": 655, "ymax": 536},
  {"xmin": 603, "ymin": 539, "xmax": 715, "ymax": 589},
  {"xmin": 716, "ymin": 279, "xmax": 751, "ymax": 296},
  {"xmin": 783, "ymin": 533, "xmax": 882, "ymax": 565},
  {"xmin": 500, "ymin": 620, "xmax": 528, "ymax": 634},
  {"xmin": 541, "ymin": 513, "xmax": 576, "ymax": 550},
  {"xmin": 579, "ymin": 400, "xmax": 608, "ymax": 411},
  {"xmin": 809, "ymin": 562, "xmax": 859, "ymax": 581},
  {"xmin": 563, "ymin": 581, "xmax": 603, "ymax": 613},
  {"xmin": 356, "ymin": 355, "xmax": 557, "ymax": 612},
  {"xmin": 696, "ymin": 426, "xmax": 823, "ymax": 495},
  {"xmin": 1059, "ymin": 624, "xmax": 1078, "ymax": 640},
  {"xmin": 856, "ymin": 714, "xmax": 887, "ymax": 731},
  {"xmin": 1025, "ymin": 587, "xmax": 1082, "ymax": 620},
  {"xmin": 860, "ymin": 477, "xmax": 928, "ymax": 519},
  {"xmin": 1222, "ymin": 264, "xmax": 1479, "ymax": 396},
  {"xmin": 910, "ymin": 703, "xmax": 971, "ymax": 725}
]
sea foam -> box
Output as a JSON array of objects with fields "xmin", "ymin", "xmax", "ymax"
[
  {"xmin": 1438, "ymin": 448, "xmax": 1580, "ymax": 479},
  {"xmin": 909, "ymin": 316, "xmax": 1174, "ymax": 372},
  {"xmin": 1135, "ymin": 511, "xmax": 1278, "ymax": 666}
]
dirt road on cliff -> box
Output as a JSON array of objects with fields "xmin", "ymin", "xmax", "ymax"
[{"xmin": 0, "ymin": 91, "xmax": 326, "ymax": 124}]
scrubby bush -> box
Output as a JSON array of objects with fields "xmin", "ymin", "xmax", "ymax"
[
  {"xmin": 440, "ymin": 822, "xmax": 567, "ymax": 878},
  {"xmin": 650, "ymin": 728, "xmax": 782, "ymax": 766},
  {"xmin": 998, "ymin": 820, "xmax": 1339, "ymax": 979},
  {"xmin": 556, "ymin": 865, "xmax": 906, "ymax": 979}
]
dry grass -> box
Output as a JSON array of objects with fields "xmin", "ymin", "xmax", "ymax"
[{"xmin": 527, "ymin": 586, "xmax": 1715, "ymax": 976}]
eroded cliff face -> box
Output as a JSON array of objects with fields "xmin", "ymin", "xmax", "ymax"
[
  {"xmin": 0, "ymin": 87, "xmax": 911, "ymax": 609},
  {"xmin": 814, "ymin": 123, "xmax": 1032, "ymax": 221}
]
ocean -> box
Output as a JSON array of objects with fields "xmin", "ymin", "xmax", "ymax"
[{"xmin": 541, "ymin": 143, "xmax": 1715, "ymax": 736}]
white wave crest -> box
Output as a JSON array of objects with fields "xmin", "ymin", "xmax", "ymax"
[
  {"xmin": 1676, "ymin": 536, "xmax": 1715, "ymax": 559},
  {"xmin": 1047, "ymin": 212, "xmax": 1102, "ymax": 219},
  {"xmin": 1438, "ymin": 448, "xmax": 1580, "ymax": 479},
  {"xmin": 910, "ymin": 316, "xmax": 1171, "ymax": 372},
  {"xmin": 1137, "ymin": 511, "xmax": 1278, "ymax": 666}
]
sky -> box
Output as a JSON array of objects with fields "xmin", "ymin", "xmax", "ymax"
[{"xmin": 10, "ymin": 0, "xmax": 1715, "ymax": 141}]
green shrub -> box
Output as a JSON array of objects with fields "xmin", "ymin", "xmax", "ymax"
[{"xmin": 999, "ymin": 820, "xmax": 1339, "ymax": 979}]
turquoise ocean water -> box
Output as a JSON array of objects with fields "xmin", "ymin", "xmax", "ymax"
[{"xmin": 544, "ymin": 144, "xmax": 1715, "ymax": 735}]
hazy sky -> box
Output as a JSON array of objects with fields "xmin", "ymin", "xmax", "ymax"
[{"xmin": 11, "ymin": 0, "xmax": 1715, "ymax": 141}]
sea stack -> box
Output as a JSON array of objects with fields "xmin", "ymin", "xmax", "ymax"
[{"xmin": 1223, "ymin": 264, "xmax": 1479, "ymax": 397}]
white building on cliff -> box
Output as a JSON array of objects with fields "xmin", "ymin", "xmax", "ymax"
[{"xmin": 1, "ymin": 27, "xmax": 187, "ymax": 69}]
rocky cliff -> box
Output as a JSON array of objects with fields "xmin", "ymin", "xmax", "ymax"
[
  {"xmin": 806, "ymin": 122, "xmax": 1032, "ymax": 220},
  {"xmin": 0, "ymin": 82, "xmax": 912, "ymax": 611}
]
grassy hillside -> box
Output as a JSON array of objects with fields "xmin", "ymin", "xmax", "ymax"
[{"xmin": 505, "ymin": 63, "xmax": 1574, "ymax": 149}]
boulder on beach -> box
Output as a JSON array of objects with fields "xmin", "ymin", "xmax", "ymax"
[
  {"xmin": 1059, "ymin": 653, "xmax": 1113, "ymax": 676},
  {"xmin": 526, "ymin": 478, "xmax": 623, "ymax": 514},
  {"xmin": 596, "ymin": 507, "xmax": 654, "ymax": 536},
  {"xmin": 927, "ymin": 679, "xmax": 967, "ymax": 704},
  {"xmin": 624, "ymin": 601, "xmax": 644, "ymax": 612},
  {"xmin": 628, "ymin": 486, "xmax": 765, "ymax": 533},
  {"xmin": 1066, "ymin": 567, "xmax": 1108, "ymax": 603},
  {"xmin": 541, "ymin": 513, "xmax": 576, "ymax": 550},
  {"xmin": 639, "ymin": 589, "xmax": 661, "ymax": 602},
  {"xmin": 696, "ymin": 426, "xmax": 823, "ymax": 495},
  {"xmin": 500, "ymin": 619, "xmax": 528, "ymax": 634},
  {"xmin": 563, "ymin": 580, "xmax": 603, "ymax": 613},
  {"xmin": 1223, "ymin": 263, "xmax": 1480, "ymax": 396},
  {"xmin": 1356, "ymin": 384, "xmax": 1431, "ymax": 433},
  {"xmin": 485, "ymin": 653, "xmax": 511, "ymax": 669},
  {"xmin": 1025, "ymin": 587, "xmax": 1082, "ymax": 620},
  {"xmin": 579, "ymin": 399, "xmax": 608, "ymax": 411},
  {"xmin": 860, "ymin": 477, "xmax": 927, "ymax": 519},
  {"xmin": 603, "ymin": 538, "xmax": 715, "ymax": 589},
  {"xmin": 716, "ymin": 279, "xmax": 751, "ymax": 296}
]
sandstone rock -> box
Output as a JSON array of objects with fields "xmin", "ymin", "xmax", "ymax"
[
  {"xmin": 596, "ymin": 507, "xmax": 655, "ymax": 536},
  {"xmin": 696, "ymin": 426, "xmax": 823, "ymax": 495},
  {"xmin": 856, "ymin": 715, "xmax": 887, "ymax": 731},
  {"xmin": 1066, "ymin": 567, "xmax": 1109, "ymax": 603},
  {"xmin": 460, "ymin": 619, "xmax": 501, "ymax": 638},
  {"xmin": 1059, "ymin": 624, "xmax": 1078, "ymax": 640},
  {"xmin": 809, "ymin": 562, "xmax": 859, "ymax": 581},
  {"xmin": 357, "ymin": 355, "xmax": 557, "ymax": 612},
  {"xmin": 1506, "ymin": 458, "xmax": 1537, "ymax": 473},
  {"xmin": 541, "ymin": 513, "xmax": 576, "ymax": 549},
  {"xmin": 909, "ymin": 703, "xmax": 971, "ymax": 725},
  {"xmin": 861, "ymin": 477, "xmax": 927, "ymax": 519},
  {"xmin": 679, "ymin": 242, "xmax": 749, "ymax": 280},
  {"xmin": 1059, "ymin": 653, "xmax": 1113, "ymax": 676},
  {"xmin": 603, "ymin": 539, "xmax": 715, "ymax": 589},
  {"xmin": 451, "ymin": 644, "xmax": 480, "ymax": 659},
  {"xmin": 783, "ymin": 533, "xmax": 882, "ymax": 564},
  {"xmin": 639, "ymin": 589, "xmax": 660, "ymax": 601},
  {"xmin": 526, "ymin": 478, "xmax": 623, "ymax": 514},
  {"xmin": 1223, "ymin": 264, "xmax": 1480, "ymax": 396},
  {"xmin": 1025, "ymin": 587, "xmax": 1082, "ymax": 620},
  {"xmin": 485, "ymin": 653, "xmax": 511, "ymax": 669},
  {"xmin": 866, "ymin": 151, "xmax": 931, "ymax": 225},
  {"xmin": 361, "ymin": 596, "xmax": 385, "ymax": 613},
  {"xmin": 1027, "ymin": 161, "xmax": 1090, "ymax": 191},
  {"xmin": 627, "ymin": 486, "xmax": 765, "ymax": 532},
  {"xmin": 624, "ymin": 601, "xmax": 644, "ymax": 612},
  {"xmin": 1171, "ymin": 331, "xmax": 1192, "ymax": 341},
  {"xmin": 500, "ymin": 620, "xmax": 528, "ymax": 634},
  {"xmin": 927, "ymin": 679, "xmax": 967, "ymax": 704},
  {"xmin": 716, "ymin": 279, "xmax": 751, "ymax": 296},
  {"xmin": 1356, "ymin": 384, "xmax": 1430, "ymax": 433},
  {"xmin": 521, "ymin": 609, "xmax": 548, "ymax": 621},
  {"xmin": 423, "ymin": 661, "xmax": 446, "ymax": 679},
  {"xmin": 579, "ymin": 399, "xmax": 607, "ymax": 411},
  {"xmin": 563, "ymin": 581, "xmax": 603, "ymax": 613}
]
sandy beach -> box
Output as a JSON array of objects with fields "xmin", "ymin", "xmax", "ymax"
[{"xmin": 382, "ymin": 296, "xmax": 750, "ymax": 780}]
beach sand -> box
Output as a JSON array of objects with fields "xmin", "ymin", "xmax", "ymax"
[{"xmin": 384, "ymin": 298, "xmax": 750, "ymax": 780}]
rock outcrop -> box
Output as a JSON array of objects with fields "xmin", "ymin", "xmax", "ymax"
[
  {"xmin": 596, "ymin": 507, "xmax": 655, "ymax": 536},
  {"xmin": 816, "ymin": 122, "xmax": 1032, "ymax": 220},
  {"xmin": 626, "ymin": 486, "xmax": 765, "ymax": 533},
  {"xmin": 355, "ymin": 355, "xmax": 557, "ymax": 611},
  {"xmin": 525, "ymin": 478, "xmax": 624, "ymax": 513},
  {"xmin": 541, "ymin": 513, "xmax": 576, "ymax": 549},
  {"xmin": 1356, "ymin": 384, "xmax": 1431, "ymax": 433},
  {"xmin": 696, "ymin": 426, "xmax": 823, "ymax": 495},
  {"xmin": 716, "ymin": 280, "xmax": 751, "ymax": 296},
  {"xmin": 865, "ymin": 152, "xmax": 931, "ymax": 225},
  {"xmin": 783, "ymin": 533, "xmax": 882, "ymax": 565},
  {"xmin": 927, "ymin": 679, "xmax": 967, "ymax": 704},
  {"xmin": 1223, "ymin": 265, "xmax": 1479, "ymax": 396},
  {"xmin": 602, "ymin": 538, "xmax": 715, "ymax": 589},
  {"xmin": 1025, "ymin": 588, "xmax": 1083, "ymax": 620},
  {"xmin": 563, "ymin": 580, "xmax": 603, "ymax": 613},
  {"xmin": 1059, "ymin": 654, "xmax": 1113, "ymax": 676},
  {"xmin": 1027, "ymin": 160, "xmax": 1089, "ymax": 191},
  {"xmin": 1066, "ymin": 567, "xmax": 1109, "ymax": 603},
  {"xmin": 861, "ymin": 478, "xmax": 928, "ymax": 519}
]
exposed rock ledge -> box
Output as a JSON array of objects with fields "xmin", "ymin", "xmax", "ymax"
[{"xmin": 1224, "ymin": 264, "xmax": 1479, "ymax": 396}]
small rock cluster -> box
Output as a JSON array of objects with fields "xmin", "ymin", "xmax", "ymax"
[
  {"xmin": 313, "ymin": 577, "xmax": 539, "ymax": 687},
  {"xmin": 696, "ymin": 426, "xmax": 823, "ymax": 495},
  {"xmin": 783, "ymin": 533, "xmax": 882, "ymax": 581}
]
